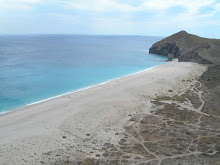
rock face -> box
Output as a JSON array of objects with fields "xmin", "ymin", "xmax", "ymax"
[{"xmin": 149, "ymin": 30, "xmax": 220, "ymax": 64}]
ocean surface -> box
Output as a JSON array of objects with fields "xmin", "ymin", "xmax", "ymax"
[{"xmin": 0, "ymin": 35, "xmax": 166, "ymax": 113}]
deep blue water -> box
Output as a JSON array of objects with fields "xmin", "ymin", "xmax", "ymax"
[{"xmin": 0, "ymin": 35, "xmax": 166, "ymax": 113}]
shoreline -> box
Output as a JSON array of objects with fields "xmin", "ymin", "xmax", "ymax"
[
  {"xmin": 0, "ymin": 61, "xmax": 209, "ymax": 164},
  {"xmin": 0, "ymin": 63, "xmax": 164, "ymax": 116}
]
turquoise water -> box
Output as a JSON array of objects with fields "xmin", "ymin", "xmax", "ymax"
[{"xmin": 0, "ymin": 35, "xmax": 166, "ymax": 113}]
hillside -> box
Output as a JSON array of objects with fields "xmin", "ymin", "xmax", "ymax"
[{"xmin": 149, "ymin": 31, "xmax": 220, "ymax": 64}]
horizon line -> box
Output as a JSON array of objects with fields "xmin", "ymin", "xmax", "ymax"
[{"xmin": 0, "ymin": 33, "xmax": 165, "ymax": 37}]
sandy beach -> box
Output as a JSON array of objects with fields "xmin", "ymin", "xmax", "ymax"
[{"xmin": 0, "ymin": 61, "xmax": 208, "ymax": 164}]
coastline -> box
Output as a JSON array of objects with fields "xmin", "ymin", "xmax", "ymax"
[
  {"xmin": 0, "ymin": 63, "xmax": 163, "ymax": 117},
  {"xmin": 0, "ymin": 61, "xmax": 209, "ymax": 164}
]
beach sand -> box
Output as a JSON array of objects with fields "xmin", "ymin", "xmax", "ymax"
[{"xmin": 0, "ymin": 61, "xmax": 208, "ymax": 164}]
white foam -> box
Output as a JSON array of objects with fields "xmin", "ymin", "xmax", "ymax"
[
  {"xmin": 1, "ymin": 64, "xmax": 164, "ymax": 114},
  {"xmin": 0, "ymin": 111, "xmax": 8, "ymax": 115}
]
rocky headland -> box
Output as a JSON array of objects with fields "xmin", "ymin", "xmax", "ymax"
[{"xmin": 149, "ymin": 30, "xmax": 220, "ymax": 64}]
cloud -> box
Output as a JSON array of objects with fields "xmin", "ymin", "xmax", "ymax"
[
  {"xmin": 0, "ymin": 0, "xmax": 220, "ymax": 37},
  {"xmin": 0, "ymin": 0, "xmax": 44, "ymax": 11},
  {"xmin": 61, "ymin": 0, "xmax": 137, "ymax": 12},
  {"xmin": 48, "ymin": 13, "xmax": 79, "ymax": 24},
  {"xmin": 215, "ymin": 3, "xmax": 220, "ymax": 11},
  {"xmin": 60, "ymin": 0, "xmax": 219, "ymax": 30},
  {"xmin": 0, "ymin": 0, "xmax": 44, "ymax": 4},
  {"xmin": 141, "ymin": 0, "xmax": 214, "ymax": 12},
  {"xmin": 61, "ymin": 0, "xmax": 216, "ymax": 14}
]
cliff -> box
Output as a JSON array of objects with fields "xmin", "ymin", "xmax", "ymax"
[{"xmin": 149, "ymin": 31, "xmax": 220, "ymax": 64}]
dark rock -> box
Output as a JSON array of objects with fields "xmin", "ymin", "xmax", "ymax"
[
  {"xmin": 149, "ymin": 42, "xmax": 180, "ymax": 58},
  {"xmin": 178, "ymin": 51, "xmax": 212, "ymax": 64},
  {"xmin": 95, "ymin": 154, "xmax": 101, "ymax": 157},
  {"xmin": 149, "ymin": 30, "xmax": 220, "ymax": 64}
]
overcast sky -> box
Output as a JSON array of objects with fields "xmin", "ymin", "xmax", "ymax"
[{"xmin": 0, "ymin": 0, "xmax": 220, "ymax": 38}]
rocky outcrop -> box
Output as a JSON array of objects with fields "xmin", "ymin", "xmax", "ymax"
[
  {"xmin": 149, "ymin": 42, "xmax": 180, "ymax": 58},
  {"xmin": 149, "ymin": 31, "xmax": 220, "ymax": 64}
]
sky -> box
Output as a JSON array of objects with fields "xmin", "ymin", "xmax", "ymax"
[{"xmin": 0, "ymin": 0, "xmax": 220, "ymax": 38}]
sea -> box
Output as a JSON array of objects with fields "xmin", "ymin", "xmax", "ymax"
[{"xmin": 0, "ymin": 35, "xmax": 166, "ymax": 113}]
